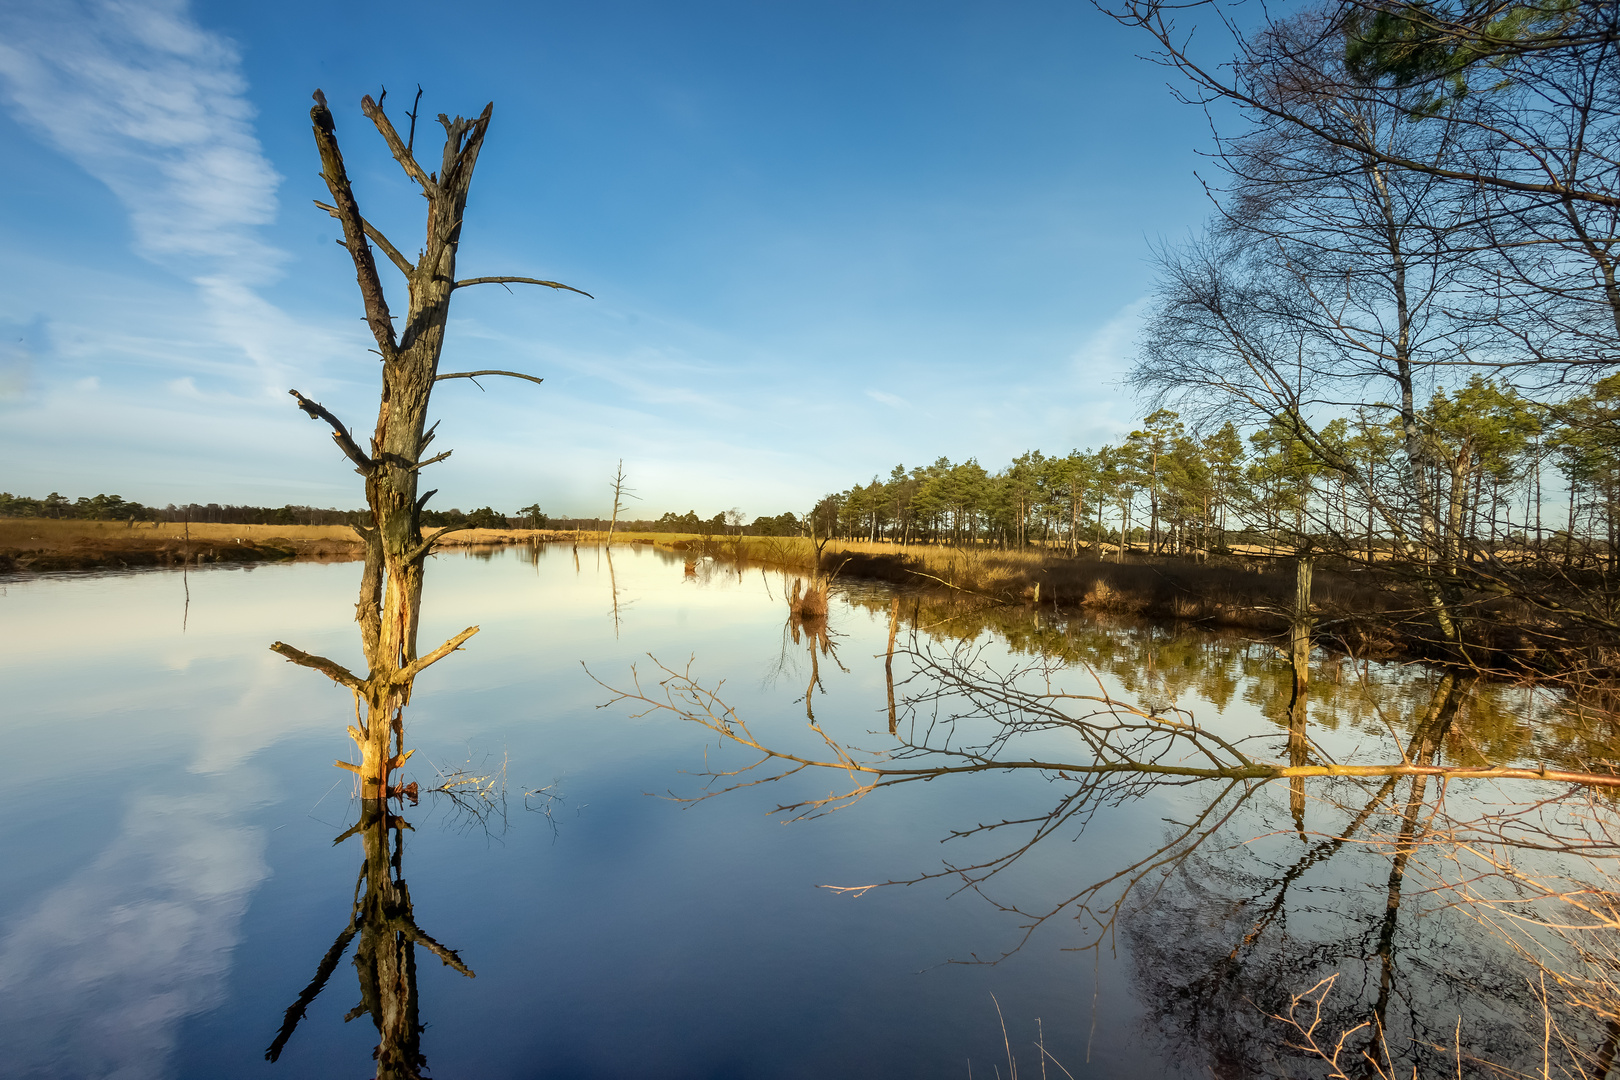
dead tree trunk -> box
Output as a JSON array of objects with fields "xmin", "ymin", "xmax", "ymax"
[
  {"xmin": 607, "ymin": 459, "xmax": 636, "ymax": 542},
  {"xmin": 272, "ymin": 88, "xmax": 586, "ymax": 800},
  {"xmin": 1290, "ymin": 552, "xmax": 1313, "ymax": 694}
]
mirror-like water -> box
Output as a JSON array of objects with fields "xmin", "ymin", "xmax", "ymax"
[{"xmin": 1, "ymin": 545, "xmax": 1612, "ymax": 1078}]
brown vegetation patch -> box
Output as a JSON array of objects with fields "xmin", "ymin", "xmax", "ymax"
[
  {"xmin": 0, "ymin": 519, "xmax": 366, "ymax": 572},
  {"xmin": 0, "ymin": 520, "xmax": 593, "ymax": 573},
  {"xmin": 719, "ymin": 540, "xmax": 1585, "ymax": 676},
  {"xmin": 789, "ymin": 576, "xmax": 830, "ymax": 618}
]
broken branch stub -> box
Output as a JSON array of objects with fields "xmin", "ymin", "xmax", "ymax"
[{"xmin": 289, "ymin": 390, "xmax": 373, "ymax": 473}]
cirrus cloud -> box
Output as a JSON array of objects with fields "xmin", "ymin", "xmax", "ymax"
[{"xmin": 0, "ymin": 0, "xmax": 282, "ymax": 275}]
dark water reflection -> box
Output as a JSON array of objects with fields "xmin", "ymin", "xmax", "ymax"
[
  {"xmin": 0, "ymin": 545, "xmax": 1616, "ymax": 1078},
  {"xmin": 267, "ymin": 801, "xmax": 473, "ymax": 1079}
]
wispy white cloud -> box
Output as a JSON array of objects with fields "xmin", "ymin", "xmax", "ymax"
[
  {"xmin": 0, "ymin": 0, "xmax": 359, "ymax": 431},
  {"xmin": 0, "ymin": 339, "xmax": 30, "ymax": 401},
  {"xmin": 865, "ymin": 388, "xmax": 909, "ymax": 409},
  {"xmin": 1071, "ymin": 295, "xmax": 1148, "ymax": 376},
  {"xmin": 0, "ymin": 0, "xmax": 281, "ymax": 275}
]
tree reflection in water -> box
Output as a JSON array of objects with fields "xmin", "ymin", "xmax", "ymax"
[
  {"xmin": 265, "ymin": 797, "xmax": 474, "ymax": 1079},
  {"xmin": 601, "ymin": 586, "xmax": 1620, "ymax": 1078},
  {"xmin": 787, "ymin": 606, "xmax": 848, "ymax": 724},
  {"xmin": 1122, "ymin": 674, "xmax": 1513, "ymax": 1077}
]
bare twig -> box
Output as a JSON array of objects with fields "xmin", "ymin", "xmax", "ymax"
[
  {"xmin": 452, "ymin": 275, "xmax": 593, "ymax": 298},
  {"xmin": 434, "ymin": 369, "xmax": 545, "ymax": 388},
  {"xmin": 409, "ymin": 449, "xmax": 453, "ymax": 471}
]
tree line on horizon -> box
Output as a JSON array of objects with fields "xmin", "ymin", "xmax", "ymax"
[
  {"xmin": 792, "ymin": 0, "xmax": 1620, "ymax": 702},
  {"xmin": 0, "ymin": 491, "xmax": 817, "ymax": 538},
  {"xmin": 0, "ymin": 492, "xmax": 510, "ymax": 529},
  {"xmin": 808, "ymin": 373, "xmax": 1618, "ymax": 562}
]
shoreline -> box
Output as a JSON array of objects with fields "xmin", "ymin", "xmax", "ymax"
[
  {"xmin": 5, "ymin": 523, "xmax": 1597, "ymax": 682},
  {"xmin": 664, "ymin": 537, "xmax": 1597, "ymax": 682},
  {"xmin": 0, "ymin": 520, "xmax": 592, "ymax": 573}
]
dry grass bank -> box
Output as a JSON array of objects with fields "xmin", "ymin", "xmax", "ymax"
[
  {"xmin": 5, "ymin": 522, "xmax": 1579, "ymax": 673},
  {"xmin": 534, "ymin": 529, "xmax": 803, "ymax": 556},
  {"xmin": 693, "ymin": 539, "xmax": 1582, "ymax": 674},
  {"xmin": 0, "ymin": 520, "xmax": 699, "ymax": 572},
  {"xmin": 0, "ymin": 519, "xmax": 366, "ymax": 572},
  {"xmin": 0, "ymin": 520, "xmax": 697, "ymax": 572},
  {"xmin": 430, "ymin": 527, "xmax": 572, "ymax": 547},
  {"xmin": 809, "ymin": 542, "xmax": 1354, "ymax": 632}
]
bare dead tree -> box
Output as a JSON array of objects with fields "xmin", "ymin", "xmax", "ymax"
[
  {"xmin": 270, "ymin": 88, "xmax": 588, "ymax": 800},
  {"xmin": 606, "ymin": 459, "xmax": 638, "ymax": 542}
]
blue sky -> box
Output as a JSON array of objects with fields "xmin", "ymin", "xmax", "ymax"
[{"xmin": 0, "ymin": 0, "xmax": 1215, "ymax": 519}]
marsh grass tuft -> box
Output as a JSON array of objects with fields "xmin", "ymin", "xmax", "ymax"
[{"xmin": 789, "ymin": 576, "xmax": 830, "ymax": 618}]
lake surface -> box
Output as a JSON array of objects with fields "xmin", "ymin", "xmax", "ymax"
[{"xmin": 0, "ymin": 545, "xmax": 1608, "ymax": 1078}]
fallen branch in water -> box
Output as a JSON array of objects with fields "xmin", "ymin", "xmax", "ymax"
[{"xmin": 589, "ymin": 647, "xmax": 1620, "ymax": 825}]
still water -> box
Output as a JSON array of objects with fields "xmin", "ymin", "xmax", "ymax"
[{"xmin": 0, "ymin": 545, "xmax": 1605, "ymax": 1078}]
